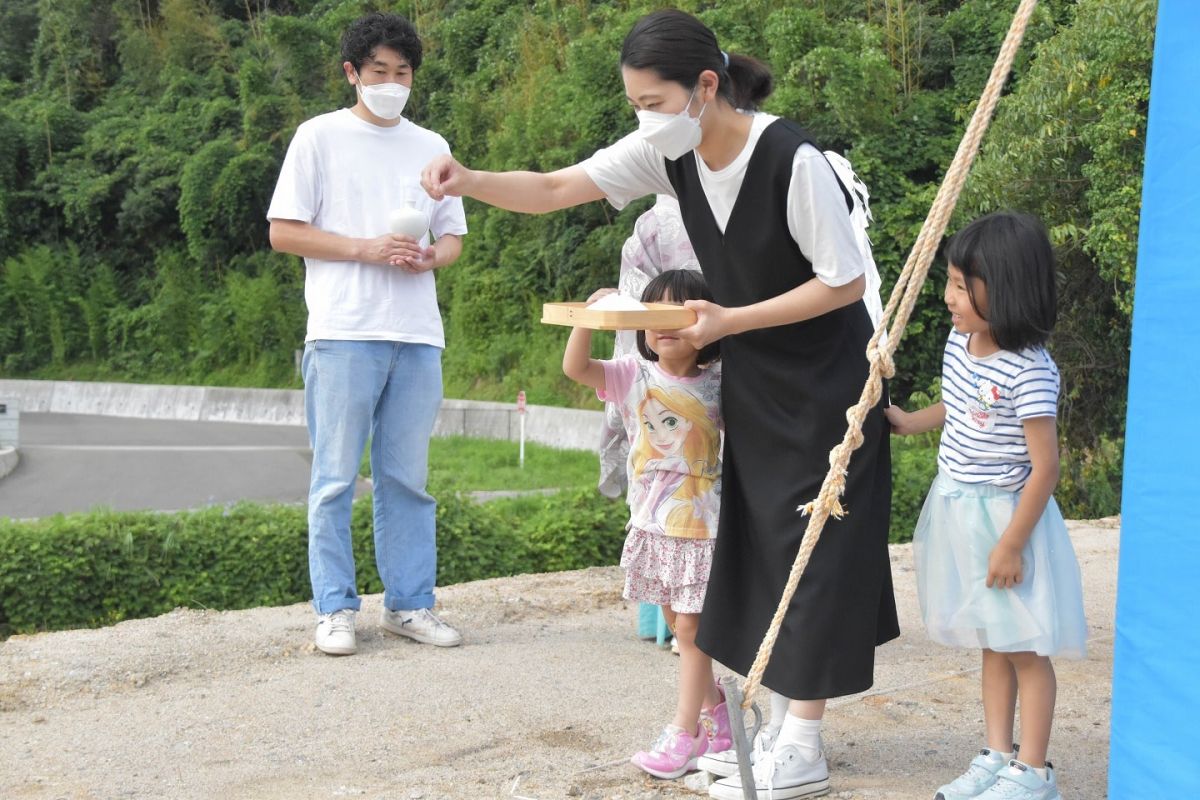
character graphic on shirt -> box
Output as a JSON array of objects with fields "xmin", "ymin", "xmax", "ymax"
[
  {"xmin": 629, "ymin": 385, "xmax": 720, "ymax": 538},
  {"xmin": 967, "ymin": 373, "xmax": 1002, "ymax": 432}
]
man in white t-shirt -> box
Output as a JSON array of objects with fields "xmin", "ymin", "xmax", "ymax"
[{"xmin": 267, "ymin": 12, "xmax": 468, "ymax": 656}]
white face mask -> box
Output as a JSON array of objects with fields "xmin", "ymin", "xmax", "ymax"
[
  {"xmin": 636, "ymin": 85, "xmax": 707, "ymax": 161},
  {"xmin": 356, "ymin": 74, "xmax": 410, "ymax": 120}
]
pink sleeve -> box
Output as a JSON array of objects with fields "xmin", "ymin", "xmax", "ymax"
[{"xmin": 597, "ymin": 357, "xmax": 638, "ymax": 403}]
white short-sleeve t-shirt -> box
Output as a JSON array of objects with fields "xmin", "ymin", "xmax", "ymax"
[
  {"xmin": 580, "ymin": 112, "xmax": 867, "ymax": 290},
  {"xmin": 267, "ymin": 109, "xmax": 469, "ymax": 347}
]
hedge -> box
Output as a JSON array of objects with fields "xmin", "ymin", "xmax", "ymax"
[{"xmin": 0, "ymin": 488, "xmax": 627, "ymax": 637}]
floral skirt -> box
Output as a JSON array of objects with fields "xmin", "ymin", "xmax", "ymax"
[
  {"xmin": 620, "ymin": 527, "xmax": 715, "ymax": 614},
  {"xmin": 914, "ymin": 472, "xmax": 1088, "ymax": 658}
]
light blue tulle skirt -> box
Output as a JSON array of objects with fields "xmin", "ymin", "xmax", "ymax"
[{"xmin": 913, "ymin": 472, "xmax": 1088, "ymax": 659}]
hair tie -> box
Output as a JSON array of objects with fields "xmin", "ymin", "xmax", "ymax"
[{"xmin": 720, "ymin": 50, "xmax": 730, "ymax": 68}]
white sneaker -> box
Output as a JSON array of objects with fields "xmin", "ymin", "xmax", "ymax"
[
  {"xmin": 936, "ymin": 748, "xmax": 1011, "ymax": 800},
  {"xmin": 708, "ymin": 743, "xmax": 830, "ymax": 800},
  {"xmin": 380, "ymin": 607, "xmax": 463, "ymax": 647},
  {"xmin": 315, "ymin": 609, "xmax": 357, "ymax": 655},
  {"xmin": 975, "ymin": 761, "xmax": 1062, "ymax": 800},
  {"xmin": 697, "ymin": 725, "xmax": 779, "ymax": 778}
]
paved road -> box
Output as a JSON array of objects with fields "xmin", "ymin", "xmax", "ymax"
[{"xmin": 0, "ymin": 413, "xmax": 363, "ymax": 519}]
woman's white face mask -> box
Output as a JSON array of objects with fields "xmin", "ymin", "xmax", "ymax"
[
  {"xmin": 636, "ymin": 84, "xmax": 707, "ymax": 161},
  {"xmin": 356, "ymin": 73, "xmax": 410, "ymax": 120}
]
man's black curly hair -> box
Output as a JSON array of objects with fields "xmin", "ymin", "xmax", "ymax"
[{"xmin": 341, "ymin": 12, "xmax": 423, "ymax": 72}]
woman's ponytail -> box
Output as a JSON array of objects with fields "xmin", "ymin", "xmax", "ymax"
[{"xmin": 725, "ymin": 52, "xmax": 773, "ymax": 111}]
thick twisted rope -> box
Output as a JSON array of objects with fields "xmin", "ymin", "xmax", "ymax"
[{"xmin": 740, "ymin": 0, "xmax": 1040, "ymax": 707}]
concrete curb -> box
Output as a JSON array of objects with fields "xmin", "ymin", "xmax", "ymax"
[
  {"xmin": 0, "ymin": 447, "xmax": 17, "ymax": 481},
  {"xmin": 0, "ymin": 379, "xmax": 303, "ymax": 425},
  {"xmin": 0, "ymin": 379, "xmax": 603, "ymax": 451},
  {"xmin": 467, "ymin": 487, "xmax": 562, "ymax": 503}
]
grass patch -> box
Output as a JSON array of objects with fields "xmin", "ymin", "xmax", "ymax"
[{"xmin": 359, "ymin": 435, "xmax": 598, "ymax": 492}]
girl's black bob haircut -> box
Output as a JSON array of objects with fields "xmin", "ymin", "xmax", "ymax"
[
  {"xmin": 341, "ymin": 12, "xmax": 423, "ymax": 73},
  {"xmin": 944, "ymin": 211, "xmax": 1058, "ymax": 353},
  {"xmin": 636, "ymin": 270, "xmax": 720, "ymax": 366}
]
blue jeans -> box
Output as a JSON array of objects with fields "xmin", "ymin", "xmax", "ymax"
[{"xmin": 303, "ymin": 339, "xmax": 442, "ymax": 614}]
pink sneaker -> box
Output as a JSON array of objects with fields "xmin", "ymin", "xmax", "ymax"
[
  {"xmin": 700, "ymin": 686, "xmax": 734, "ymax": 754},
  {"xmin": 631, "ymin": 724, "xmax": 709, "ymax": 779}
]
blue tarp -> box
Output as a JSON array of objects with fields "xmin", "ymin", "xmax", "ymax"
[{"xmin": 1109, "ymin": 1, "xmax": 1200, "ymax": 796}]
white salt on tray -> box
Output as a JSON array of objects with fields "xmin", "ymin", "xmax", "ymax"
[{"xmin": 586, "ymin": 294, "xmax": 646, "ymax": 311}]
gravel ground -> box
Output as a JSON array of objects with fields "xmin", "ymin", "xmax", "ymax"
[{"xmin": 0, "ymin": 520, "xmax": 1118, "ymax": 800}]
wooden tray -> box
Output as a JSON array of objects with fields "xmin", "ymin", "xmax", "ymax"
[{"xmin": 541, "ymin": 301, "xmax": 696, "ymax": 331}]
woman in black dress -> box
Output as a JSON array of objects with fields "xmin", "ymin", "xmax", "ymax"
[{"xmin": 422, "ymin": 10, "xmax": 897, "ymax": 798}]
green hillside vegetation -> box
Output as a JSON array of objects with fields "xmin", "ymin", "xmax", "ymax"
[{"xmin": 0, "ymin": 0, "xmax": 1151, "ymax": 519}]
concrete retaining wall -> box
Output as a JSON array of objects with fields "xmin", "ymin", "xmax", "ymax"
[
  {"xmin": 434, "ymin": 399, "xmax": 601, "ymax": 451},
  {"xmin": 0, "ymin": 379, "xmax": 301, "ymax": 425},
  {"xmin": 0, "ymin": 447, "xmax": 17, "ymax": 480},
  {"xmin": 0, "ymin": 403, "xmax": 18, "ymax": 448},
  {"xmin": 0, "ymin": 379, "xmax": 603, "ymax": 451}
]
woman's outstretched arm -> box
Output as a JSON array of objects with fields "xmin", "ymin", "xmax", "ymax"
[{"xmin": 421, "ymin": 157, "xmax": 605, "ymax": 214}]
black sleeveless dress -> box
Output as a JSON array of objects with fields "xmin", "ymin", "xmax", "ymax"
[{"xmin": 668, "ymin": 119, "xmax": 900, "ymax": 700}]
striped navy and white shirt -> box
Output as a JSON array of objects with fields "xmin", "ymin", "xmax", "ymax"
[{"xmin": 938, "ymin": 330, "xmax": 1060, "ymax": 490}]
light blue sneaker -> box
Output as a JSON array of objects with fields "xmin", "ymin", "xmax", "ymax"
[
  {"xmin": 935, "ymin": 748, "xmax": 1010, "ymax": 800},
  {"xmin": 975, "ymin": 760, "xmax": 1062, "ymax": 800}
]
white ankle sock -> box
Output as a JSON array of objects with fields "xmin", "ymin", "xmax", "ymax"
[
  {"xmin": 775, "ymin": 712, "xmax": 823, "ymax": 762},
  {"xmin": 766, "ymin": 691, "xmax": 791, "ymax": 736},
  {"xmin": 989, "ymin": 748, "xmax": 1015, "ymax": 762},
  {"xmin": 1032, "ymin": 766, "xmax": 1049, "ymax": 781}
]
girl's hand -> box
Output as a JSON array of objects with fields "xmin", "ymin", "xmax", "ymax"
[
  {"xmin": 677, "ymin": 299, "xmax": 732, "ymax": 349},
  {"xmin": 884, "ymin": 405, "xmax": 910, "ymax": 435},
  {"xmin": 986, "ymin": 541, "xmax": 1024, "ymax": 589},
  {"xmin": 883, "ymin": 401, "xmax": 945, "ymax": 436},
  {"xmin": 586, "ymin": 288, "xmax": 617, "ymax": 304},
  {"xmin": 421, "ymin": 154, "xmax": 473, "ymax": 201}
]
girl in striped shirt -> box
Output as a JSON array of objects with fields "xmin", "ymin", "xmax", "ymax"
[{"xmin": 886, "ymin": 213, "xmax": 1086, "ymax": 800}]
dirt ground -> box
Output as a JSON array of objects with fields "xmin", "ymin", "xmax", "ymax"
[{"xmin": 0, "ymin": 520, "xmax": 1118, "ymax": 800}]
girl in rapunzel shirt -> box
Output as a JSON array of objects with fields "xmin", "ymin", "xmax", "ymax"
[{"xmin": 563, "ymin": 269, "xmax": 727, "ymax": 781}]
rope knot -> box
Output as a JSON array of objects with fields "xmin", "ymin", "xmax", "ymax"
[
  {"xmin": 796, "ymin": 497, "xmax": 846, "ymax": 519},
  {"xmin": 846, "ymin": 425, "xmax": 865, "ymax": 450},
  {"xmin": 870, "ymin": 345, "xmax": 896, "ymax": 379},
  {"xmin": 828, "ymin": 444, "xmax": 852, "ymax": 471}
]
